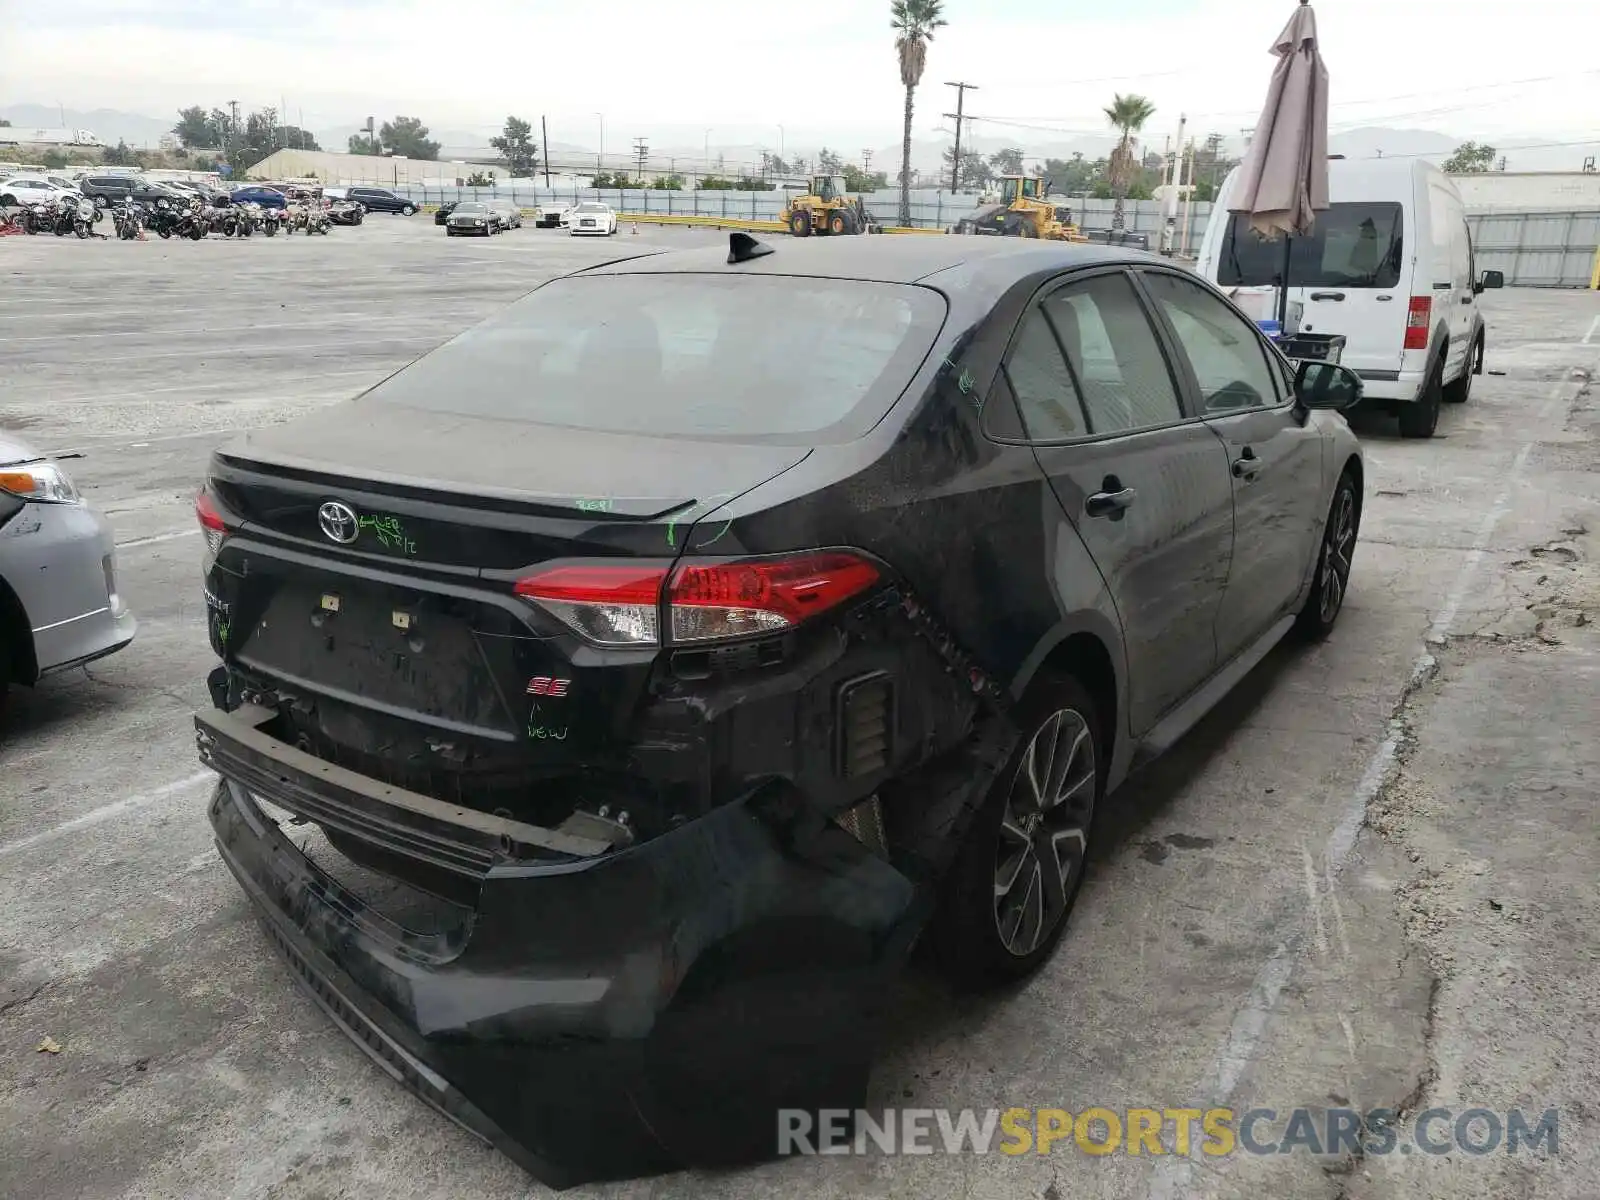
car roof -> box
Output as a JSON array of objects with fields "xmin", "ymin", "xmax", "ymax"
[{"xmin": 581, "ymin": 235, "xmax": 1152, "ymax": 289}]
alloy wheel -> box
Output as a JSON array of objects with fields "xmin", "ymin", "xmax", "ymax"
[
  {"xmin": 1319, "ymin": 487, "xmax": 1356, "ymax": 623},
  {"xmin": 993, "ymin": 707, "xmax": 1096, "ymax": 957}
]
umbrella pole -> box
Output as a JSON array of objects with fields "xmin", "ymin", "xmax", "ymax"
[{"xmin": 1277, "ymin": 234, "xmax": 1293, "ymax": 328}]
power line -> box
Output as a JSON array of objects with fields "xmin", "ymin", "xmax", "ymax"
[
  {"xmin": 1353, "ymin": 137, "xmax": 1600, "ymax": 160},
  {"xmin": 976, "ymin": 69, "xmax": 1600, "ymax": 136}
]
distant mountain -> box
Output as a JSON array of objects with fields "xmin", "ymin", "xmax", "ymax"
[
  {"xmin": 0, "ymin": 103, "xmax": 174, "ymax": 147},
  {"xmin": 7, "ymin": 101, "xmax": 1593, "ymax": 174}
]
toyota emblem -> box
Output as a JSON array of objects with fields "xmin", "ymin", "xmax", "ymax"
[{"xmin": 318, "ymin": 500, "xmax": 359, "ymax": 544}]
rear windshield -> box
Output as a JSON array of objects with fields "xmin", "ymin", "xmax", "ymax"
[
  {"xmin": 1217, "ymin": 202, "xmax": 1404, "ymax": 288},
  {"xmin": 364, "ymin": 274, "xmax": 945, "ymax": 443}
]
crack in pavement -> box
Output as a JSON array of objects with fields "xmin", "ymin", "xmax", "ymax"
[{"xmin": 0, "ymin": 980, "xmax": 52, "ymax": 1019}]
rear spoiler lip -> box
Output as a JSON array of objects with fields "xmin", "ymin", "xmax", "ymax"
[
  {"xmin": 211, "ymin": 450, "xmax": 697, "ymax": 522},
  {"xmin": 194, "ymin": 703, "xmax": 614, "ymax": 867}
]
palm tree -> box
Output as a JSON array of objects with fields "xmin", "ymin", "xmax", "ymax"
[
  {"xmin": 1104, "ymin": 93, "xmax": 1156, "ymax": 230},
  {"xmin": 893, "ymin": 0, "xmax": 946, "ymax": 226}
]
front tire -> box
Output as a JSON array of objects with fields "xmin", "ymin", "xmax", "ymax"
[
  {"xmin": 1398, "ymin": 357, "xmax": 1444, "ymax": 438},
  {"xmin": 1296, "ymin": 471, "xmax": 1360, "ymax": 639},
  {"xmin": 402, "ymin": 204, "xmax": 417, "ymax": 216},
  {"xmin": 932, "ymin": 677, "xmax": 1102, "ymax": 988},
  {"xmin": 789, "ymin": 209, "xmax": 813, "ymax": 237}
]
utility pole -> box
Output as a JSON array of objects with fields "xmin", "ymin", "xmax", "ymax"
[
  {"xmin": 862, "ymin": 148, "xmax": 873, "ymax": 172},
  {"xmin": 1161, "ymin": 113, "xmax": 1186, "ymax": 255},
  {"xmin": 633, "ymin": 137, "xmax": 648, "ymax": 183},
  {"xmin": 943, "ymin": 80, "xmax": 978, "ymax": 192},
  {"xmin": 228, "ymin": 99, "xmax": 240, "ymax": 162},
  {"xmin": 542, "ymin": 115, "xmax": 551, "ymax": 186}
]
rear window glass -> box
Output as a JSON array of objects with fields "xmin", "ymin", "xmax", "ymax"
[
  {"xmin": 365, "ymin": 274, "xmax": 945, "ymax": 443},
  {"xmin": 1217, "ymin": 202, "xmax": 1404, "ymax": 288}
]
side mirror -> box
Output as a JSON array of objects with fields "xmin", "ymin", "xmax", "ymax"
[
  {"xmin": 1295, "ymin": 360, "xmax": 1363, "ymax": 410},
  {"xmin": 1476, "ymin": 269, "xmax": 1504, "ymax": 293}
]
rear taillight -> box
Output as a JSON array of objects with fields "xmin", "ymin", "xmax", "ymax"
[
  {"xmin": 513, "ymin": 563, "xmax": 665, "ymax": 646},
  {"xmin": 1404, "ymin": 296, "xmax": 1432, "ymax": 350},
  {"xmin": 515, "ymin": 551, "xmax": 881, "ymax": 648},
  {"xmin": 195, "ymin": 488, "xmax": 228, "ymax": 556}
]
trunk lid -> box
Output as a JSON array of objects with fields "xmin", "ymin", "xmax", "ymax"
[{"xmin": 206, "ymin": 408, "xmax": 809, "ymax": 809}]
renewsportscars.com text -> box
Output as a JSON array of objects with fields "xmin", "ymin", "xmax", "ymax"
[{"xmin": 778, "ymin": 1106, "xmax": 1559, "ymax": 1158}]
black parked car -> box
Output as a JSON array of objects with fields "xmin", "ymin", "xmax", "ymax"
[
  {"xmin": 433, "ymin": 200, "xmax": 458, "ymax": 225},
  {"xmin": 192, "ymin": 236, "xmax": 1364, "ymax": 1188},
  {"xmin": 76, "ymin": 174, "xmax": 184, "ymax": 208},
  {"xmin": 443, "ymin": 201, "xmax": 497, "ymax": 235},
  {"xmin": 345, "ymin": 186, "xmax": 419, "ymax": 215}
]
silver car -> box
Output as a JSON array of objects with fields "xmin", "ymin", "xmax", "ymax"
[
  {"xmin": 487, "ymin": 199, "xmax": 522, "ymax": 229},
  {"xmin": 0, "ymin": 433, "xmax": 136, "ymax": 710}
]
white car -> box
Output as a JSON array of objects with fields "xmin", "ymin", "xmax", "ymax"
[
  {"xmin": 567, "ymin": 202, "xmax": 618, "ymax": 236},
  {"xmin": 0, "ymin": 175, "xmax": 78, "ymax": 208}
]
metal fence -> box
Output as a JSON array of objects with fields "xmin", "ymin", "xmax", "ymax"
[
  {"xmin": 383, "ymin": 182, "xmax": 1598, "ymax": 286},
  {"xmin": 1466, "ymin": 208, "xmax": 1600, "ymax": 288},
  {"xmin": 387, "ymin": 181, "xmax": 1219, "ymax": 240}
]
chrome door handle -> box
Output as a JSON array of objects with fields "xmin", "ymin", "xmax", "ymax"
[
  {"xmin": 1232, "ymin": 447, "xmax": 1261, "ymax": 480},
  {"xmin": 1085, "ymin": 487, "xmax": 1136, "ymax": 517}
]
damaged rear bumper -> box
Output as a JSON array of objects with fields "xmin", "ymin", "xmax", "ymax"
[{"xmin": 199, "ymin": 704, "xmax": 922, "ymax": 1188}]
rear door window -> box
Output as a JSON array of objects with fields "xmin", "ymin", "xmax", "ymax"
[
  {"xmin": 1004, "ymin": 311, "xmax": 1086, "ymax": 440},
  {"xmin": 1038, "ymin": 272, "xmax": 1186, "ymax": 435},
  {"xmin": 365, "ymin": 273, "xmax": 947, "ymax": 445},
  {"xmin": 1218, "ymin": 202, "xmax": 1405, "ymax": 289}
]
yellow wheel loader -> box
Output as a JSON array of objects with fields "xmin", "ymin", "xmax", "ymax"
[
  {"xmin": 955, "ymin": 175, "xmax": 1086, "ymax": 241},
  {"xmin": 780, "ymin": 175, "xmax": 882, "ymax": 237}
]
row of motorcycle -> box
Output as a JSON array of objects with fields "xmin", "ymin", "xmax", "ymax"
[{"xmin": 4, "ymin": 193, "xmax": 336, "ymax": 240}]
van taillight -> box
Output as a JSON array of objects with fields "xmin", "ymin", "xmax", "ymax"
[{"xmin": 1404, "ymin": 296, "xmax": 1432, "ymax": 350}]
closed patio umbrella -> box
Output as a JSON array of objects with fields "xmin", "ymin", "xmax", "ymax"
[{"xmin": 1229, "ymin": 0, "xmax": 1330, "ymax": 326}]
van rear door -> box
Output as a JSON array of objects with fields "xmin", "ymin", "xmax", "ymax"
[{"xmin": 1213, "ymin": 202, "xmax": 1408, "ymax": 376}]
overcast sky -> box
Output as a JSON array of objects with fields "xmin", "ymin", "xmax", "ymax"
[{"xmin": 2, "ymin": 0, "xmax": 1596, "ymax": 152}]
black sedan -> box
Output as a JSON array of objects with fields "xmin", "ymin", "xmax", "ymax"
[
  {"xmin": 192, "ymin": 236, "xmax": 1364, "ymax": 1188},
  {"xmin": 433, "ymin": 200, "xmax": 458, "ymax": 225},
  {"xmin": 443, "ymin": 201, "xmax": 497, "ymax": 236}
]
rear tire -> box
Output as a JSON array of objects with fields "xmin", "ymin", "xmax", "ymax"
[
  {"xmin": 1443, "ymin": 337, "xmax": 1480, "ymax": 404},
  {"xmin": 1398, "ymin": 357, "xmax": 1444, "ymax": 438},
  {"xmin": 931, "ymin": 675, "xmax": 1103, "ymax": 988},
  {"xmin": 1296, "ymin": 471, "xmax": 1360, "ymax": 639}
]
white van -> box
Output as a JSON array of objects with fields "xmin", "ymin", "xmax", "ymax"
[{"xmin": 1197, "ymin": 157, "xmax": 1503, "ymax": 438}]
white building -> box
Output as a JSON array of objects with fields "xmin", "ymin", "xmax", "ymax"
[
  {"xmin": 1450, "ymin": 171, "xmax": 1600, "ymax": 210},
  {"xmin": 245, "ymin": 148, "xmax": 506, "ymax": 185}
]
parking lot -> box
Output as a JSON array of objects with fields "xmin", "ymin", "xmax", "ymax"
[{"xmin": 2, "ymin": 217, "xmax": 1598, "ymax": 1200}]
